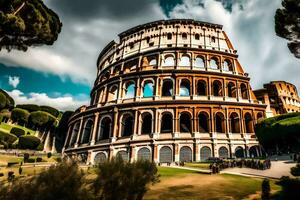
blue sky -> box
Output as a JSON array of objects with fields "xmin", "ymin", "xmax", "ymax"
[{"xmin": 0, "ymin": 0, "xmax": 299, "ymax": 110}]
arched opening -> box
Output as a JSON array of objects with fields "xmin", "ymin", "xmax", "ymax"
[
  {"xmin": 197, "ymin": 80, "xmax": 207, "ymax": 96},
  {"xmin": 223, "ymin": 60, "xmax": 233, "ymax": 71},
  {"xmin": 195, "ymin": 57, "xmax": 205, "ymax": 68},
  {"xmin": 141, "ymin": 113, "xmax": 152, "ymax": 134},
  {"xmin": 257, "ymin": 113, "xmax": 263, "ymax": 121},
  {"xmin": 180, "ymin": 80, "xmax": 190, "ymax": 96},
  {"xmin": 159, "ymin": 146, "xmax": 172, "ymax": 163},
  {"xmin": 81, "ymin": 120, "xmax": 93, "ymax": 144},
  {"xmin": 229, "ymin": 112, "xmax": 240, "ymax": 133},
  {"xmin": 180, "ymin": 146, "xmax": 192, "ymax": 162},
  {"xmin": 162, "ymin": 79, "xmax": 173, "ymax": 96},
  {"xmin": 121, "ymin": 114, "xmax": 134, "ymax": 137},
  {"xmin": 182, "ymin": 32, "xmax": 188, "ymax": 40},
  {"xmin": 240, "ymin": 83, "xmax": 248, "ymax": 99},
  {"xmin": 200, "ymin": 146, "xmax": 211, "ymax": 161},
  {"xmin": 219, "ymin": 147, "xmax": 229, "ymax": 158},
  {"xmin": 143, "ymin": 81, "xmax": 154, "ymax": 97},
  {"xmin": 125, "ymin": 82, "xmax": 135, "ymax": 98},
  {"xmin": 162, "ymin": 55, "xmax": 175, "ymax": 66},
  {"xmin": 210, "ymin": 58, "xmax": 219, "ymax": 69},
  {"xmin": 98, "ymin": 117, "xmax": 112, "ymax": 140},
  {"xmin": 137, "ymin": 148, "xmax": 151, "ymax": 161},
  {"xmin": 179, "ymin": 55, "xmax": 190, "ymax": 66},
  {"xmin": 161, "ymin": 112, "xmax": 173, "ymax": 133},
  {"xmin": 227, "ymin": 82, "xmax": 236, "ymax": 98},
  {"xmin": 149, "ymin": 58, "xmax": 157, "ymax": 66},
  {"xmin": 235, "ymin": 146, "xmax": 244, "ymax": 158},
  {"xmin": 249, "ymin": 146, "xmax": 259, "ymax": 158},
  {"xmin": 215, "ymin": 112, "xmax": 225, "ymax": 133},
  {"xmin": 70, "ymin": 122, "xmax": 80, "ymax": 146},
  {"xmin": 108, "ymin": 85, "xmax": 118, "ymax": 101},
  {"xmin": 167, "ymin": 33, "xmax": 172, "ymax": 40},
  {"xmin": 195, "ymin": 33, "xmax": 200, "ymax": 40},
  {"xmin": 116, "ymin": 150, "xmax": 129, "ymax": 162},
  {"xmin": 113, "ymin": 65, "xmax": 121, "ymax": 75},
  {"xmin": 94, "ymin": 152, "xmax": 107, "ymax": 165},
  {"xmin": 198, "ymin": 112, "xmax": 209, "ymax": 133},
  {"xmin": 213, "ymin": 80, "xmax": 223, "ymax": 96},
  {"xmin": 180, "ymin": 112, "xmax": 192, "ymax": 133},
  {"xmin": 245, "ymin": 113, "xmax": 254, "ymax": 133}
]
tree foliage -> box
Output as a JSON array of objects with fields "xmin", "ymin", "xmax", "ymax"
[
  {"xmin": 55, "ymin": 111, "xmax": 73, "ymax": 152},
  {"xmin": 0, "ymin": 89, "xmax": 15, "ymax": 110},
  {"xmin": 11, "ymin": 107, "xmax": 30, "ymax": 125},
  {"xmin": 0, "ymin": 0, "xmax": 62, "ymax": 52},
  {"xmin": 255, "ymin": 112, "xmax": 300, "ymax": 153},
  {"xmin": 16, "ymin": 104, "xmax": 40, "ymax": 112},
  {"xmin": 40, "ymin": 105, "xmax": 59, "ymax": 117},
  {"xmin": 275, "ymin": 0, "xmax": 300, "ymax": 58}
]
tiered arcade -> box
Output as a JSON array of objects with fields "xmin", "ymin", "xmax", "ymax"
[{"xmin": 63, "ymin": 19, "xmax": 266, "ymax": 164}]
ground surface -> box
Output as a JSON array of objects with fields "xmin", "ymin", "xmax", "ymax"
[
  {"xmin": 144, "ymin": 167, "xmax": 280, "ymax": 200},
  {"xmin": 222, "ymin": 160, "xmax": 296, "ymax": 179},
  {"xmin": 0, "ymin": 122, "xmax": 36, "ymax": 135}
]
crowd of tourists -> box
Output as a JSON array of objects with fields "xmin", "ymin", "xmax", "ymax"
[{"xmin": 210, "ymin": 158, "xmax": 272, "ymax": 174}]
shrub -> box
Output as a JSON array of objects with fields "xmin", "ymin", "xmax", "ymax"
[
  {"xmin": 7, "ymin": 162, "xmax": 19, "ymax": 167},
  {"xmin": 0, "ymin": 173, "xmax": 4, "ymax": 177},
  {"xmin": 0, "ymin": 130, "xmax": 18, "ymax": 144},
  {"xmin": 19, "ymin": 167, "xmax": 22, "ymax": 175},
  {"xmin": 10, "ymin": 127, "xmax": 25, "ymax": 137},
  {"xmin": 40, "ymin": 106, "xmax": 59, "ymax": 117},
  {"xmin": 16, "ymin": 104, "xmax": 40, "ymax": 112},
  {"xmin": 92, "ymin": 156, "xmax": 159, "ymax": 200},
  {"xmin": 23, "ymin": 153, "xmax": 29, "ymax": 162},
  {"xmin": 261, "ymin": 178, "xmax": 270, "ymax": 200},
  {"xmin": 0, "ymin": 160, "xmax": 91, "ymax": 200},
  {"xmin": 276, "ymin": 176, "xmax": 300, "ymax": 199},
  {"xmin": 291, "ymin": 164, "xmax": 300, "ymax": 176},
  {"xmin": 7, "ymin": 171, "xmax": 14, "ymax": 181},
  {"xmin": 11, "ymin": 108, "xmax": 30, "ymax": 125},
  {"xmin": 19, "ymin": 136, "xmax": 41, "ymax": 150},
  {"xmin": 47, "ymin": 152, "xmax": 52, "ymax": 158},
  {"xmin": 36, "ymin": 157, "xmax": 43, "ymax": 162}
]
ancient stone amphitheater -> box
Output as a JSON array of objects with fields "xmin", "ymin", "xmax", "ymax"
[{"xmin": 63, "ymin": 19, "xmax": 266, "ymax": 165}]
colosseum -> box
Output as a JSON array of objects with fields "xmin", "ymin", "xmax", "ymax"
[{"xmin": 63, "ymin": 19, "xmax": 267, "ymax": 165}]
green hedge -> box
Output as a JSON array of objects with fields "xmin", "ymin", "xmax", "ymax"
[
  {"xmin": 18, "ymin": 135, "xmax": 41, "ymax": 150},
  {"xmin": 10, "ymin": 127, "xmax": 25, "ymax": 137},
  {"xmin": 255, "ymin": 112, "xmax": 300, "ymax": 152},
  {"xmin": 0, "ymin": 130, "xmax": 18, "ymax": 144}
]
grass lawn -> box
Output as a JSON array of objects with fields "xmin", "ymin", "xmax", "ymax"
[
  {"xmin": 144, "ymin": 167, "xmax": 281, "ymax": 200},
  {"xmin": 0, "ymin": 122, "xmax": 36, "ymax": 135},
  {"xmin": 184, "ymin": 162, "xmax": 211, "ymax": 170}
]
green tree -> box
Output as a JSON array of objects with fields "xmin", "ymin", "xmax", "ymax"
[
  {"xmin": 0, "ymin": 92, "xmax": 6, "ymax": 110},
  {"xmin": 0, "ymin": 89, "xmax": 14, "ymax": 110},
  {"xmin": 0, "ymin": 160, "xmax": 91, "ymax": 200},
  {"xmin": 55, "ymin": 111, "xmax": 73, "ymax": 152},
  {"xmin": 0, "ymin": 0, "xmax": 62, "ymax": 52},
  {"xmin": 291, "ymin": 164, "xmax": 300, "ymax": 176},
  {"xmin": 11, "ymin": 107, "xmax": 30, "ymax": 125},
  {"xmin": 29, "ymin": 111, "xmax": 56, "ymax": 130},
  {"xmin": 275, "ymin": 0, "xmax": 300, "ymax": 58},
  {"xmin": 92, "ymin": 157, "xmax": 159, "ymax": 200}
]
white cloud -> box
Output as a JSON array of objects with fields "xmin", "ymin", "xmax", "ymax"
[
  {"xmin": 6, "ymin": 89, "xmax": 89, "ymax": 111},
  {"xmin": 169, "ymin": 0, "xmax": 300, "ymax": 89},
  {"xmin": 8, "ymin": 76, "xmax": 20, "ymax": 88}
]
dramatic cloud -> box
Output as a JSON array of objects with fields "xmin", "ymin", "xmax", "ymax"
[
  {"xmin": 8, "ymin": 76, "xmax": 20, "ymax": 88},
  {"xmin": 168, "ymin": 0, "xmax": 300, "ymax": 89},
  {"xmin": 7, "ymin": 89, "xmax": 89, "ymax": 111},
  {"xmin": 0, "ymin": 0, "xmax": 299, "ymax": 94}
]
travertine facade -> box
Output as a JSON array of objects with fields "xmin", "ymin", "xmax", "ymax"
[
  {"xmin": 63, "ymin": 19, "xmax": 266, "ymax": 164},
  {"xmin": 254, "ymin": 81, "xmax": 300, "ymax": 117}
]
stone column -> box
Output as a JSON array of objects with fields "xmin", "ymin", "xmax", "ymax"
[
  {"xmin": 153, "ymin": 144, "xmax": 158, "ymax": 163},
  {"xmin": 62, "ymin": 126, "xmax": 72, "ymax": 153},
  {"xmin": 90, "ymin": 113, "xmax": 100, "ymax": 145},
  {"xmin": 133, "ymin": 110, "xmax": 139, "ymax": 138},
  {"xmin": 75, "ymin": 117, "xmax": 84, "ymax": 148},
  {"xmin": 112, "ymin": 107, "xmax": 119, "ymax": 141},
  {"xmin": 174, "ymin": 144, "xmax": 179, "ymax": 162}
]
